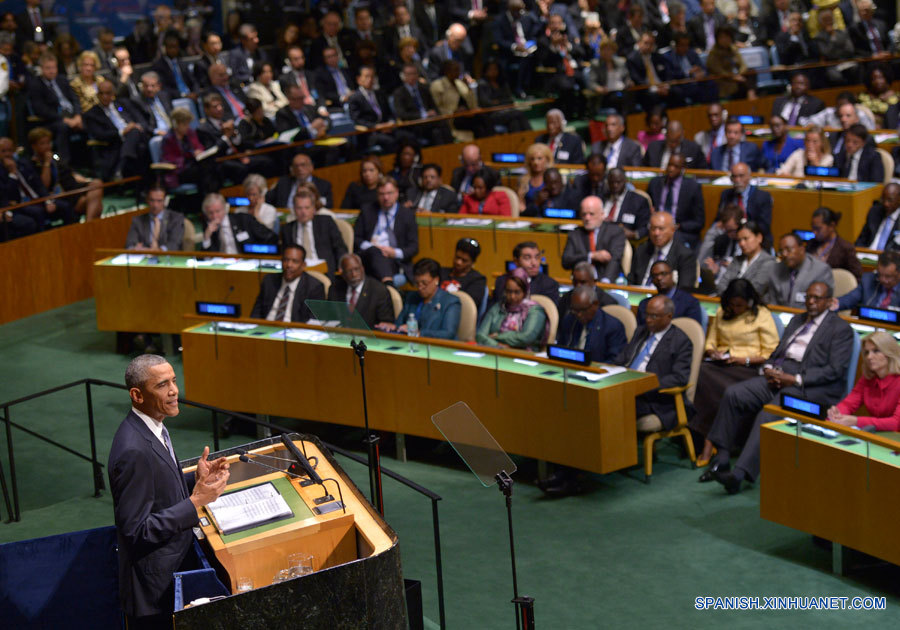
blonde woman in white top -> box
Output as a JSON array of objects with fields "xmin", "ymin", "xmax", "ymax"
[
  {"xmin": 777, "ymin": 125, "xmax": 833, "ymax": 178},
  {"xmin": 238, "ymin": 173, "xmax": 279, "ymax": 231}
]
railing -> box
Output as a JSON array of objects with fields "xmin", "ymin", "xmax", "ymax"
[{"xmin": 0, "ymin": 377, "xmax": 446, "ymax": 629}]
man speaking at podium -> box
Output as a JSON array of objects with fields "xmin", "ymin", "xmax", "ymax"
[{"xmin": 109, "ymin": 355, "xmax": 230, "ymax": 628}]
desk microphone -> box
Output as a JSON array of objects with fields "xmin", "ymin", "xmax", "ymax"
[
  {"xmin": 236, "ymin": 449, "xmax": 296, "ymax": 465},
  {"xmin": 222, "ymin": 285, "xmax": 235, "ymax": 302},
  {"xmin": 238, "ymin": 453, "xmax": 305, "ymax": 479}
]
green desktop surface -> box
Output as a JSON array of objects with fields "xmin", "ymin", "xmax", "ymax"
[
  {"xmin": 190, "ymin": 322, "xmax": 649, "ymax": 390},
  {"xmin": 215, "ymin": 476, "xmax": 315, "ymax": 544},
  {"xmin": 768, "ymin": 420, "xmax": 900, "ymax": 468}
]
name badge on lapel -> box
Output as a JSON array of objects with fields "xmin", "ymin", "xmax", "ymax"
[{"xmin": 235, "ymin": 231, "xmax": 250, "ymax": 242}]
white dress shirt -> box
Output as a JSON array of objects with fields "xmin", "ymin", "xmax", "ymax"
[
  {"xmin": 266, "ymin": 275, "xmax": 301, "ymax": 321},
  {"xmin": 132, "ymin": 406, "xmax": 167, "ymax": 449}
]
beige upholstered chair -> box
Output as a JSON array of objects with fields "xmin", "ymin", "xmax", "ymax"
[{"xmin": 602, "ymin": 304, "xmax": 637, "ymax": 342}]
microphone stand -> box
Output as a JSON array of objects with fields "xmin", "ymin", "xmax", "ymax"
[
  {"xmin": 350, "ymin": 339, "xmax": 384, "ymax": 516},
  {"xmin": 496, "ymin": 470, "xmax": 534, "ymax": 630}
]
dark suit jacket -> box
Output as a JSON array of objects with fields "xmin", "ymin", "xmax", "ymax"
[
  {"xmin": 414, "ymin": 3, "xmax": 451, "ymax": 47},
  {"xmin": 265, "ymin": 175, "xmax": 334, "ymax": 209},
  {"xmin": 643, "ymin": 139, "xmax": 707, "ymax": 169},
  {"xmin": 717, "ymin": 186, "xmax": 773, "ymax": 242},
  {"xmin": 629, "ymin": 236, "xmax": 698, "ymax": 289},
  {"xmin": 313, "ymin": 66, "xmax": 355, "ymax": 107},
  {"xmin": 227, "ymin": 45, "xmax": 269, "ymax": 86},
  {"xmin": 663, "ymin": 48, "xmax": 705, "ymax": 79},
  {"xmin": 636, "ymin": 289, "xmax": 704, "ymax": 326},
  {"xmin": 451, "ymin": 165, "xmax": 500, "ymax": 195},
  {"xmin": 849, "ymin": 19, "xmax": 890, "ymax": 56},
  {"xmin": 561, "ymin": 224, "xmax": 626, "ymax": 280},
  {"xmin": 807, "ymin": 235, "xmax": 862, "ymax": 280},
  {"xmin": 837, "ymin": 271, "xmax": 900, "ymax": 310},
  {"xmin": 774, "ymin": 31, "xmax": 818, "ymax": 66},
  {"xmin": 384, "ymin": 23, "xmax": 427, "ymax": 57},
  {"xmin": 567, "ymin": 173, "xmax": 608, "ymax": 201},
  {"xmin": 534, "ymin": 132, "xmax": 585, "ymax": 164},
  {"xmin": 647, "ymin": 175, "xmax": 705, "ymax": 239},
  {"xmin": 347, "ymin": 88, "xmax": 392, "ymax": 126},
  {"xmin": 771, "ymin": 94, "xmax": 825, "ymax": 122},
  {"xmin": 353, "ymin": 204, "xmax": 420, "ymax": 276},
  {"xmin": 392, "ymin": 82, "xmax": 439, "ymax": 121},
  {"xmin": 492, "ymin": 272, "xmax": 560, "ymax": 305},
  {"xmin": 410, "ymin": 186, "xmax": 459, "ymax": 213},
  {"xmin": 614, "ymin": 324, "xmax": 695, "ymax": 429},
  {"xmin": 523, "ymin": 187, "xmax": 581, "ymax": 218},
  {"xmin": 491, "ymin": 11, "xmax": 541, "ymax": 59},
  {"xmin": 308, "ymin": 31, "xmax": 359, "ymax": 69},
  {"xmin": 15, "ymin": 10, "xmax": 55, "ymax": 51},
  {"xmin": 130, "ymin": 92, "xmax": 174, "ymax": 131},
  {"xmin": 557, "ymin": 286, "xmax": 617, "ymax": 322},
  {"xmin": 83, "ymin": 100, "xmax": 145, "ymax": 176},
  {"xmin": 108, "ymin": 411, "xmax": 198, "ymax": 616},
  {"xmin": 625, "ymin": 50, "xmax": 673, "ymax": 87},
  {"xmin": 192, "ymin": 54, "xmax": 220, "ymax": 90},
  {"xmin": 607, "ymin": 190, "xmax": 652, "ymax": 239},
  {"xmin": 835, "ymin": 145, "xmax": 885, "ymax": 184},
  {"xmin": 426, "ymin": 40, "xmax": 473, "ymax": 80},
  {"xmin": 327, "ymin": 275, "xmax": 395, "ymax": 328},
  {"xmin": 273, "ymin": 105, "xmax": 327, "ymax": 141},
  {"xmin": 710, "ymin": 141, "xmax": 764, "ymax": 171},
  {"xmin": 855, "ymin": 201, "xmax": 900, "ymax": 250},
  {"xmin": 125, "ymin": 211, "xmax": 185, "ymax": 251},
  {"xmin": 557, "ymin": 308, "xmax": 627, "ymax": 363},
  {"xmin": 27, "ymin": 74, "xmax": 81, "ymax": 123},
  {"xmin": 250, "ymin": 272, "xmax": 325, "ymax": 323},
  {"xmin": 278, "ymin": 215, "xmax": 347, "ymax": 276},
  {"xmin": 589, "ymin": 137, "xmax": 644, "ymax": 168},
  {"xmin": 202, "ymin": 212, "xmax": 277, "ymax": 252},
  {"xmin": 151, "ymin": 55, "xmax": 198, "ymax": 98},
  {"xmin": 687, "ymin": 12, "xmax": 726, "ymax": 50}
]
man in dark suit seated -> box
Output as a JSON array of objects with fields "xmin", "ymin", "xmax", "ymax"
[
  {"xmin": 630, "ymin": 212, "xmax": 698, "ymax": 289},
  {"xmin": 835, "ymin": 124, "xmax": 884, "ymax": 183},
  {"xmin": 492, "ymin": 240, "xmax": 560, "ymax": 305},
  {"xmin": 0, "ymin": 137, "xmax": 42, "ymax": 240},
  {"xmin": 489, "ymin": 0, "xmax": 539, "ymax": 98},
  {"xmin": 426, "ymin": 23, "xmax": 474, "ymax": 81},
  {"xmin": 250, "ymin": 244, "xmax": 325, "ymax": 323},
  {"xmin": 82, "ymin": 82, "xmax": 149, "ymax": 180},
  {"xmin": 687, "ymin": 0, "xmax": 725, "ymax": 52},
  {"xmin": 568, "ymin": 153, "xmax": 608, "ymax": 202},
  {"xmin": 408, "ymin": 163, "xmax": 458, "ymax": 213},
  {"xmin": 451, "ymin": 144, "xmax": 498, "ymax": 200},
  {"xmin": 266, "ymin": 152, "xmax": 333, "ymax": 209},
  {"xmin": 196, "ymin": 92, "xmax": 269, "ymax": 184},
  {"xmin": 228, "ymin": 23, "xmax": 268, "ymax": 88},
  {"xmin": 848, "ymin": 0, "xmax": 890, "ymax": 58},
  {"xmin": 710, "ymin": 117, "xmax": 763, "ymax": 172},
  {"xmin": 353, "ymin": 177, "xmax": 419, "ymax": 285},
  {"xmin": 663, "ymin": 32, "xmax": 715, "ymax": 105},
  {"xmin": 391, "ymin": 64, "xmax": 453, "ymax": 146},
  {"xmin": 604, "ymin": 168, "xmax": 651, "ymax": 240},
  {"xmin": 125, "ymin": 185, "xmax": 184, "ymax": 251},
  {"xmin": 273, "ymin": 87, "xmax": 333, "ymax": 167},
  {"xmin": 557, "ymin": 285, "xmax": 627, "ymax": 363},
  {"xmin": 557, "ymin": 261, "xmax": 617, "ymax": 322},
  {"xmin": 200, "ymin": 193, "xmax": 277, "ymax": 253},
  {"xmin": 636, "ymin": 260, "xmax": 704, "ymax": 326},
  {"xmin": 109, "ymin": 355, "xmax": 229, "ymax": 628},
  {"xmin": 833, "ymin": 250, "xmax": 900, "ymax": 311},
  {"xmin": 279, "ymin": 187, "xmax": 347, "ymax": 277},
  {"xmin": 314, "ymin": 46, "xmax": 355, "ymax": 109},
  {"xmin": 347, "ymin": 66, "xmax": 399, "ymax": 154},
  {"xmin": 646, "ymin": 154, "xmax": 705, "ymax": 248},
  {"xmin": 152, "ymin": 31, "xmax": 197, "ymax": 99},
  {"xmin": 384, "ymin": 4, "xmax": 426, "ymax": 58},
  {"xmin": 774, "ymin": 12, "xmax": 818, "ymax": 66},
  {"xmin": 192, "ymin": 33, "xmax": 225, "ymax": 91},
  {"xmin": 590, "ymin": 113, "xmax": 643, "ymax": 169},
  {"xmin": 523, "ymin": 168, "xmax": 580, "ymax": 217},
  {"xmin": 205, "ymin": 63, "xmax": 247, "ymax": 121},
  {"xmin": 308, "ymin": 10, "xmax": 359, "ymax": 70},
  {"xmin": 625, "ymin": 32, "xmax": 681, "ymax": 110},
  {"xmin": 856, "ymin": 183, "xmax": 900, "ymax": 251},
  {"xmin": 16, "ymin": 0, "xmax": 55, "ymax": 49},
  {"xmin": 717, "ymin": 162, "xmax": 773, "ymax": 244},
  {"xmin": 771, "ymin": 73, "xmax": 824, "ymax": 126},
  {"xmin": 328, "ymin": 253, "xmax": 395, "ymax": 328},
  {"xmin": 414, "ymin": 0, "xmax": 449, "ymax": 48},
  {"xmin": 704, "ymin": 282, "xmax": 854, "ymax": 493},
  {"xmin": 643, "ymin": 121, "xmax": 706, "ymax": 169},
  {"xmin": 278, "ymin": 45, "xmax": 323, "ymax": 110},
  {"xmin": 766, "ymin": 233, "xmax": 834, "ymax": 308},
  {"xmin": 129, "ymin": 71, "xmax": 172, "ymax": 137},
  {"xmin": 28, "ymin": 53, "xmax": 83, "ymax": 162},
  {"xmin": 561, "ymin": 195, "xmax": 625, "ymax": 281},
  {"xmin": 534, "ymin": 109, "xmax": 585, "ymax": 165}
]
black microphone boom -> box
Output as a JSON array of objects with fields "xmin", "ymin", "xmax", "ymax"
[
  {"xmin": 280, "ymin": 434, "xmax": 323, "ymax": 485},
  {"xmin": 238, "ymin": 454, "xmax": 306, "ymax": 478},
  {"xmin": 237, "ymin": 449, "xmax": 297, "ymax": 465}
]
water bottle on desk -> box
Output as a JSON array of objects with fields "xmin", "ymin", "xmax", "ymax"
[
  {"xmin": 407, "ymin": 313, "xmax": 419, "ymax": 353},
  {"xmin": 615, "ymin": 273, "xmax": 627, "ymax": 286}
]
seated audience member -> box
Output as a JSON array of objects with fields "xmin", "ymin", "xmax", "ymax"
[
  {"xmin": 706, "ymin": 26, "xmax": 756, "ymax": 100},
  {"xmin": 646, "ymin": 154, "xmax": 705, "ymax": 247},
  {"xmin": 717, "ymin": 162, "xmax": 773, "ymax": 244},
  {"xmin": 827, "ymin": 332, "xmax": 900, "ymax": 431},
  {"xmin": 629, "ymin": 212, "xmax": 698, "ymax": 289},
  {"xmin": 27, "ymin": 127, "xmax": 103, "ymax": 221},
  {"xmin": 250, "ymin": 244, "xmax": 324, "ymax": 323},
  {"xmin": 28, "ymin": 52, "xmax": 83, "ymax": 162},
  {"xmin": 772, "ymin": 73, "xmax": 824, "ymax": 126},
  {"xmin": 267, "ymin": 152, "xmax": 333, "ymax": 209},
  {"xmin": 391, "ymin": 63, "xmax": 453, "ymax": 146},
  {"xmin": 835, "ymin": 124, "xmax": 884, "ymax": 183},
  {"xmin": 663, "ymin": 31, "xmax": 713, "ymax": 106},
  {"xmin": 616, "ymin": 3, "xmax": 646, "ymax": 53},
  {"xmin": 691, "ymin": 279, "xmax": 779, "ymax": 467},
  {"xmin": 161, "ymin": 107, "xmax": 221, "ymax": 195},
  {"xmin": 460, "ymin": 171, "xmax": 511, "ymax": 216},
  {"xmin": 229, "ymin": 23, "xmax": 268, "ymax": 88},
  {"xmin": 626, "ymin": 32, "xmax": 678, "ymax": 111},
  {"xmin": 83, "ymin": 81, "xmax": 148, "ymax": 180},
  {"xmin": 69, "ymin": 50, "xmax": 107, "ymax": 113},
  {"xmin": 347, "ymin": 66, "xmax": 398, "ymax": 154},
  {"xmin": 643, "ymin": 120, "xmax": 706, "ymax": 169},
  {"xmin": 568, "ymin": 153, "xmax": 608, "ymax": 200},
  {"xmin": 430, "ymin": 59, "xmax": 485, "ymax": 141},
  {"xmin": 558, "ymin": 261, "xmax": 618, "ymax": 322},
  {"xmin": 426, "ymin": 23, "xmax": 474, "ymax": 81},
  {"xmin": 857, "ymin": 64, "xmax": 896, "ymax": 129},
  {"xmin": 833, "ymin": 250, "xmax": 900, "ymax": 311},
  {"xmin": 279, "ymin": 187, "xmax": 347, "ymax": 277},
  {"xmin": 584, "ymin": 37, "xmax": 632, "ymax": 115},
  {"xmin": 556, "ymin": 284, "xmax": 625, "ymax": 361},
  {"xmin": 196, "ymin": 93, "xmax": 255, "ymax": 185},
  {"xmin": 590, "ymin": 113, "xmax": 643, "ymax": 169},
  {"xmin": 125, "ymin": 185, "xmax": 184, "ymax": 250},
  {"xmin": 729, "ymin": 0, "xmax": 764, "ymax": 46},
  {"xmin": 112, "ymin": 46, "xmax": 141, "ymax": 101},
  {"xmin": 492, "ymin": 241, "xmax": 560, "ymax": 305},
  {"xmin": 561, "ymin": 196, "xmax": 625, "ymax": 281},
  {"xmin": 535, "ymin": 14, "xmax": 587, "ymax": 114},
  {"xmin": 856, "ymin": 183, "xmax": 900, "ymax": 251},
  {"xmin": 762, "ymin": 115, "xmax": 802, "ymax": 172},
  {"xmin": 314, "ymin": 46, "xmax": 354, "ymax": 109},
  {"xmin": 152, "ymin": 31, "xmax": 197, "ymax": 99},
  {"xmin": 0, "ymin": 137, "xmax": 49, "ymax": 238},
  {"xmin": 814, "ymin": 11, "xmax": 856, "ymax": 85},
  {"xmin": 700, "ymin": 203, "xmax": 744, "ymax": 291},
  {"xmin": 807, "ymin": 207, "xmax": 862, "ymax": 281},
  {"xmin": 327, "ymin": 253, "xmax": 394, "ymax": 328},
  {"xmin": 245, "ymin": 62, "xmax": 288, "ymax": 118},
  {"xmin": 476, "ymin": 58, "xmax": 532, "ymax": 133},
  {"xmin": 615, "ymin": 295, "xmax": 695, "ymax": 431},
  {"xmin": 523, "ymin": 168, "xmax": 579, "ymax": 217},
  {"xmin": 278, "ymin": 45, "xmax": 321, "ymax": 108},
  {"xmin": 704, "ymin": 282, "xmax": 853, "ymax": 494},
  {"xmin": 341, "ymin": 156, "xmax": 384, "ymax": 209},
  {"xmin": 389, "ymin": 141, "xmax": 423, "ymax": 203},
  {"xmin": 695, "ymin": 103, "xmax": 727, "ymax": 162},
  {"xmin": 353, "ymin": 177, "xmax": 419, "ymax": 285},
  {"xmin": 829, "ymin": 101, "xmax": 872, "ymax": 155},
  {"xmin": 636, "ymin": 261, "xmax": 704, "ymax": 326},
  {"xmin": 193, "ymin": 32, "xmax": 226, "ymax": 90},
  {"xmin": 441, "ymin": 237, "xmax": 488, "ymax": 306},
  {"xmin": 452, "ymin": 144, "xmax": 498, "ymax": 200},
  {"xmin": 517, "ymin": 142, "xmax": 553, "ymax": 211},
  {"xmin": 477, "ymin": 267, "xmax": 548, "ymax": 350},
  {"xmin": 766, "ymin": 232, "xmax": 834, "ymax": 309},
  {"xmin": 777, "ymin": 125, "xmax": 833, "ymax": 177},
  {"xmin": 274, "ymin": 84, "xmax": 330, "ymax": 147},
  {"xmin": 637, "ymin": 108, "xmax": 666, "ymax": 151},
  {"xmin": 489, "ymin": 0, "xmax": 539, "ymax": 98},
  {"xmin": 200, "ymin": 193, "xmax": 276, "ymax": 253},
  {"xmin": 409, "ymin": 163, "xmax": 458, "ymax": 213},
  {"xmin": 849, "ymin": 0, "xmax": 888, "ymax": 58},
  {"xmin": 604, "ymin": 168, "xmax": 651, "ymax": 240},
  {"xmin": 688, "ymin": 0, "xmax": 725, "ymax": 52},
  {"xmin": 130, "ymin": 71, "xmax": 171, "ymax": 137},
  {"xmin": 710, "ymin": 117, "xmax": 763, "ymax": 171},
  {"xmin": 715, "ymin": 220, "xmax": 774, "ymax": 296},
  {"xmin": 206, "ymin": 63, "xmax": 248, "ymax": 120},
  {"xmin": 235, "ymin": 98, "xmax": 277, "ymax": 152},
  {"xmin": 774, "ymin": 12, "xmax": 818, "ymax": 66},
  {"xmin": 238, "ymin": 174, "xmax": 278, "ymax": 232},
  {"xmin": 535, "ymin": 109, "xmax": 585, "ymax": 165},
  {"xmin": 377, "ymin": 258, "xmax": 461, "ymax": 339}
]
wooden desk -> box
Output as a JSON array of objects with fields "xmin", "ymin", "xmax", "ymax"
[
  {"xmin": 181, "ymin": 320, "xmax": 659, "ymax": 474},
  {"xmin": 760, "ymin": 407, "xmax": 900, "ymax": 573}
]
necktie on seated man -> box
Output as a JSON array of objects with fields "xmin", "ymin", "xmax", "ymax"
[
  {"xmin": 629, "ymin": 334, "xmax": 656, "ymax": 370},
  {"xmin": 151, "ymin": 215, "xmax": 161, "ymax": 249},
  {"xmin": 875, "ymin": 216, "xmax": 896, "ymax": 251},
  {"xmin": 274, "ymin": 285, "xmax": 292, "ymax": 321}
]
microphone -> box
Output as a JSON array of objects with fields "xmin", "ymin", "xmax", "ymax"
[
  {"xmin": 281, "ymin": 434, "xmax": 323, "ymax": 486},
  {"xmin": 237, "ymin": 449, "xmax": 296, "ymax": 464},
  {"xmin": 238, "ymin": 454, "xmax": 306, "ymax": 479},
  {"xmin": 222, "ymin": 285, "xmax": 235, "ymax": 302}
]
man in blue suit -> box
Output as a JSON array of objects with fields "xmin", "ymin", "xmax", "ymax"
[
  {"xmin": 834, "ymin": 251, "xmax": 900, "ymax": 311},
  {"xmin": 556, "ymin": 285, "xmax": 627, "ymax": 363},
  {"xmin": 108, "ymin": 355, "xmax": 229, "ymax": 627},
  {"xmin": 636, "ymin": 260, "xmax": 704, "ymax": 327},
  {"xmin": 710, "ymin": 117, "xmax": 763, "ymax": 172},
  {"xmin": 717, "ymin": 162, "xmax": 773, "ymax": 245}
]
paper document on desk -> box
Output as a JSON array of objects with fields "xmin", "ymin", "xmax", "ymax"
[
  {"xmin": 195, "ymin": 146, "xmax": 219, "ymax": 161},
  {"xmin": 579, "ymin": 366, "xmax": 627, "ymax": 381},
  {"xmin": 875, "ymin": 133, "xmax": 897, "ymax": 144},
  {"xmin": 445, "ymin": 218, "xmax": 493, "ymax": 227},
  {"xmin": 454, "ymin": 351, "xmax": 486, "ymax": 358},
  {"xmin": 206, "ymin": 482, "xmax": 293, "ymax": 535},
  {"xmin": 109, "ymin": 254, "xmax": 147, "ymax": 265},
  {"xmin": 278, "ymin": 128, "xmax": 301, "ymax": 143},
  {"xmin": 711, "ymin": 175, "xmax": 732, "ymax": 185},
  {"xmin": 215, "ymin": 322, "xmax": 257, "ymax": 331},
  {"xmin": 226, "ymin": 260, "xmax": 259, "ymax": 271},
  {"xmin": 194, "ymin": 257, "xmax": 239, "ymax": 266},
  {"xmin": 496, "ymin": 221, "xmax": 531, "ymax": 229},
  {"xmin": 625, "ymin": 171, "xmax": 658, "ymax": 180},
  {"xmin": 558, "ymin": 223, "xmax": 579, "ymax": 231},
  {"xmin": 333, "ymin": 213, "xmax": 356, "ymax": 220},
  {"xmin": 271, "ymin": 328, "xmax": 330, "ymax": 342}
]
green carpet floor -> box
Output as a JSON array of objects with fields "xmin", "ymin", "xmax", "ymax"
[{"xmin": 1, "ymin": 299, "xmax": 899, "ymax": 628}]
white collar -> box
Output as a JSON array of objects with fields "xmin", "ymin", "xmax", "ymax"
[
  {"xmin": 281, "ymin": 274, "xmax": 302, "ymax": 292},
  {"xmin": 132, "ymin": 406, "xmax": 165, "ymax": 443}
]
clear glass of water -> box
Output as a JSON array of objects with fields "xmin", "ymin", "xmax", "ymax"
[
  {"xmin": 288, "ymin": 552, "xmax": 314, "ymax": 578},
  {"xmin": 271, "ymin": 569, "xmax": 291, "ymax": 584},
  {"xmin": 236, "ymin": 577, "xmax": 253, "ymax": 593}
]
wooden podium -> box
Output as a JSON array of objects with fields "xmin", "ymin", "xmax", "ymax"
[{"xmin": 171, "ymin": 433, "xmax": 406, "ymax": 629}]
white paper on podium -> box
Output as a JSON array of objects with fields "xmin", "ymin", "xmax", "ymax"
[
  {"xmin": 109, "ymin": 254, "xmax": 147, "ymax": 265},
  {"xmin": 206, "ymin": 482, "xmax": 292, "ymax": 534}
]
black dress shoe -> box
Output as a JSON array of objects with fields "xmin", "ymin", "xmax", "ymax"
[
  {"xmin": 540, "ymin": 478, "xmax": 582, "ymax": 497},
  {"xmin": 713, "ymin": 470, "xmax": 742, "ymax": 494},
  {"xmin": 698, "ymin": 462, "xmax": 729, "ymax": 483}
]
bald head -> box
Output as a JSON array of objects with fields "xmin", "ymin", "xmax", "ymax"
[
  {"xmin": 731, "ymin": 162, "xmax": 751, "ymax": 192},
  {"xmin": 649, "ymin": 211, "xmax": 675, "ymax": 248},
  {"xmin": 447, "ymin": 23, "xmax": 467, "ymax": 48},
  {"xmin": 580, "ymin": 195, "xmax": 605, "ymax": 230}
]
